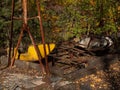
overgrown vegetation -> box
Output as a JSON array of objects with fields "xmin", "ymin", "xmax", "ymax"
[{"xmin": 0, "ymin": 0, "xmax": 120, "ymax": 48}]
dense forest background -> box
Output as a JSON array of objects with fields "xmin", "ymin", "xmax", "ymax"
[{"xmin": 0, "ymin": 0, "xmax": 120, "ymax": 48}]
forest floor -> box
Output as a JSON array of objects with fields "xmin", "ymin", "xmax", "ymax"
[
  {"xmin": 0, "ymin": 54, "xmax": 120, "ymax": 90},
  {"xmin": 0, "ymin": 41, "xmax": 120, "ymax": 90}
]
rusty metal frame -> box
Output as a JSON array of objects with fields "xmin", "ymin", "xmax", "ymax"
[
  {"xmin": 8, "ymin": 0, "xmax": 15, "ymax": 66},
  {"xmin": 9, "ymin": 0, "xmax": 49, "ymax": 76},
  {"xmin": 36, "ymin": 0, "xmax": 50, "ymax": 75}
]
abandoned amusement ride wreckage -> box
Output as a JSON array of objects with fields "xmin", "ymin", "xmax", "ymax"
[{"xmin": 7, "ymin": 0, "xmax": 115, "ymax": 80}]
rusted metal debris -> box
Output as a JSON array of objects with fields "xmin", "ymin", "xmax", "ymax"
[
  {"xmin": 51, "ymin": 36, "xmax": 114, "ymax": 61},
  {"xmin": 49, "ymin": 40, "xmax": 90, "ymax": 77},
  {"xmin": 49, "ymin": 37, "xmax": 115, "ymax": 80},
  {"xmin": 78, "ymin": 36, "xmax": 113, "ymax": 50},
  {"xmin": 51, "ymin": 40, "xmax": 95, "ymax": 60}
]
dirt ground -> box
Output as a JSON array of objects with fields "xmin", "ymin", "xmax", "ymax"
[{"xmin": 0, "ymin": 53, "xmax": 120, "ymax": 90}]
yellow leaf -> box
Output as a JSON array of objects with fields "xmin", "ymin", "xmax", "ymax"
[{"xmin": 90, "ymin": 0, "xmax": 95, "ymax": 6}]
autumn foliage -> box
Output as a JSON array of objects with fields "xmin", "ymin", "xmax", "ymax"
[{"xmin": 0, "ymin": 0, "xmax": 120, "ymax": 47}]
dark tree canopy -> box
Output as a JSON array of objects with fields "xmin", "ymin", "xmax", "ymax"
[{"xmin": 0, "ymin": 0, "xmax": 120, "ymax": 48}]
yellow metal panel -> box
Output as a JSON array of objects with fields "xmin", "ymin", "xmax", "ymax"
[
  {"xmin": 7, "ymin": 43, "xmax": 55, "ymax": 61},
  {"xmin": 19, "ymin": 43, "xmax": 55, "ymax": 61}
]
